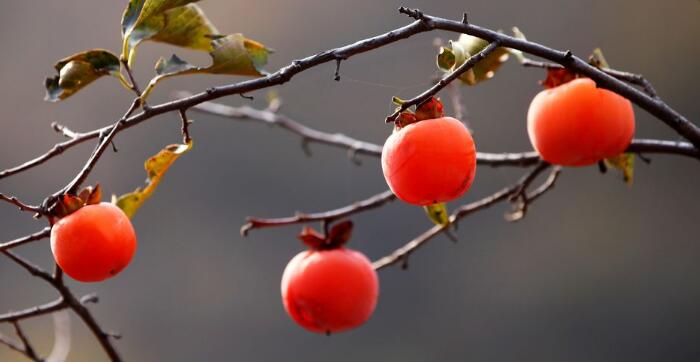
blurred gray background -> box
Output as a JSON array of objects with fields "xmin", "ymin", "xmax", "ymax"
[{"xmin": 1, "ymin": 0, "xmax": 699, "ymax": 361}]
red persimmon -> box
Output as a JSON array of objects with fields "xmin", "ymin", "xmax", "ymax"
[
  {"xmin": 527, "ymin": 77, "xmax": 635, "ymax": 166},
  {"xmin": 50, "ymin": 202, "xmax": 137, "ymax": 282},
  {"xmin": 382, "ymin": 117, "xmax": 477, "ymax": 205},
  {"xmin": 281, "ymin": 246, "xmax": 378, "ymax": 334}
]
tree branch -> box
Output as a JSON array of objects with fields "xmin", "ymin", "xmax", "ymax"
[
  {"xmin": 242, "ymin": 190, "xmax": 396, "ymax": 236},
  {"xmin": 0, "ymin": 228, "xmax": 51, "ymax": 252},
  {"xmin": 385, "ymin": 40, "xmax": 501, "ymax": 122},
  {"xmin": 372, "ymin": 162, "xmax": 558, "ymax": 270},
  {"xmin": 0, "ymin": 194, "xmax": 43, "ymax": 215},
  {"xmin": 0, "ymin": 298, "xmax": 67, "ymax": 323}
]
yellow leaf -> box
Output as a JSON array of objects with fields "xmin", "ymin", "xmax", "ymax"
[
  {"xmin": 605, "ymin": 152, "xmax": 635, "ymax": 185},
  {"xmin": 112, "ymin": 140, "xmax": 193, "ymax": 218},
  {"xmin": 424, "ymin": 202, "xmax": 450, "ymax": 226}
]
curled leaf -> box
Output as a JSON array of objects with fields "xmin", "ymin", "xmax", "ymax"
[
  {"xmin": 424, "ymin": 202, "xmax": 450, "ymax": 226},
  {"xmin": 141, "ymin": 34, "xmax": 271, "ymax": 99},
  {"xmin": 121, "ymin": 0, "xmax": 207, "ymax": 64},
  {"xmin": 604, "ymin": 153, "xmax": 635, "ymax": 185},
  {"xmin": 437, "ymin": 34, "xmax": 510, "ymax": 86},
  {"xmin": 112, "ymin": 140, "xmax": 193, "ymax": 218},
  {"xmin": 45, "ymin": 50, "xmax": 120, "ymax": 101}
]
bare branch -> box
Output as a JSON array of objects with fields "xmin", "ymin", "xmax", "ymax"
[
  {"xmin": 0, "ymin": 299, "xmax": 67, "ymax": 323},
  {"xmin": 373, "ymin": 162, "xmax": 557, "ymax": 270},
  {"xmin": 1, "ymin": 250, "xmax": 54, "ymax": 283},
  {"xmin": 386, "ymin": 40, "xmax": 501, "ymax": 123},
  {"xmin": 520, "ymin": 58, "xmax": 659, "ymax": 99},
  {"xmin": 0, "ymin": 194, "xmax": 43, "ymax": 215},
  {"xmin": 0, "ymin": 228, "xmax": 51, "ymax": 252},
  {"xmin": 242, "ymin": 190, "xmax": 396, "ymax": 236}
]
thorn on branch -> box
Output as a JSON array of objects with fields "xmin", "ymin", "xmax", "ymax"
[
  {"xmin": 461, "ymin": 12, "xmax": 468, "ymax": 24},
  {"xmin": 240, "ymin": 93, "xmax": 254, "ymax": 101},
  {"xmin": 398, "ymin": 7, "xmax": 424, "ymax": 21}
]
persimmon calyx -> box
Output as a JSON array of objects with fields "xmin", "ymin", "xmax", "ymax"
[
  {"xmin": 541, "ymin": 48, "xmax": 611, "ymax": 89},
  {"xmin": 47, "ymin": 184, "xmax": 103, "ymax": 219},
  {"xmin": 298, "ymin": 220, "xmax": 354, "ymax": 250},
  {"xmin": 393, "ymin": 97, "xmax": 445, "ymax": 130}
]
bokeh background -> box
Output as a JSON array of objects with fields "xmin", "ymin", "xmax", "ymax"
[{"xmin": 1, "ymin": 1, "xmax": 699, "ymax": 361}]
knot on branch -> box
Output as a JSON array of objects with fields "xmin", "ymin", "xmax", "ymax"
[{"xmin": 398, "ymin": 7, "xmax": 425, "ymax": 21}]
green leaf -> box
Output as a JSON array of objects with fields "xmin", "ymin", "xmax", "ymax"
[
  {"xmin": 122, "ymin": 1, "xmax": 217, "ymax": 65},
  {"xmin": 140, "ymin": 34, "xmax": 271, "ymax": 99},
  {"xmin": 112, "ymin": 140, "xmax": 193, "ymax": 218},
  {"xmin": 437, "ymin": 34, "xmax": 510, "ymax": 86},
  {"xmin": 44, "ymin": 50, "xmax": 120, "ymax": 101},
  {"xmin": 424, "ymin": 202, "xmax": 450, "ymax": 226},
  {"xmin": 605, "ymin": 153, "xmax": 635, "ymax": 185}
]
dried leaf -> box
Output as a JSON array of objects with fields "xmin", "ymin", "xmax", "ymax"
[
  {"xmin": 45, "ymin": 50, "xmax": 120, "ymax": 101},
  {"xmin": 112, "ymin": 140, "xmax": 193, "ymax": 218},
  {"xmin": 141, "ymin": 34, "xmax": 271, "ymax": 99},
  {"xmin": 437, "ymin": 34, "xmax": 510, "ymax": 86},
  {"xmin": 424, "ymin": 202, "xmax": 450, "ymax": 226}
]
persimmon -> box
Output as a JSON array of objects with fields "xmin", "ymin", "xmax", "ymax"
[
  {"xmin": 527, "ymin": 77, "xmax": 635, "ymax": 166},
  {"xmin": 50, "ymin": 202, "xmax": 137, "ymax": 282},
  {"xmin": 281, "ymin": 222, "xmax": 379, "ymax": 334},
  {"xmin": 382, "ymin": 116, "xmax": 477, "ymax": 206}
]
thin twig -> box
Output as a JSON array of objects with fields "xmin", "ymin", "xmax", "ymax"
[
  {"xmin": 242, "ymin": 190, "xmax": 396, "ymax": 236},
  {"xmin": 0, "ymin": 194, "xmax": 43, "ymax": 214},
  {"xmin": 0, "ymin": 298, "xmax": 67, "ymax": 323},
  {"xmin": 386, "ymin": 40, "xmax": 501, "ymax": 123},
  {"xmin": 520, "ymin": 58, "xmax": 659, "ymax": 99},
  {"xmin": 0, "ymin": 228, "xmax": 51, "ymax": 252},
  {"xmin": 12, "ymin": 322, "xmax": 42, "ymax": 361},
  {"xmin": 372, "ymin": 162, "xmax": 557, "ymax": 270}
]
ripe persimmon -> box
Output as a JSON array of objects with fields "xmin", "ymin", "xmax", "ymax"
[
  {"xmin": 382, "ymin": 116, "xmax": 477, "ymax": 205},
  {"xmin": 50, "ymin": 202, "xmax": 137, "ymax": 282},
  {"xmin": 281, "ymin": 222, "xmax": 378, "ymax": 334},
  {"xmin": 527, "ymin": 77, "xmax": 635, "ymax": 166}
]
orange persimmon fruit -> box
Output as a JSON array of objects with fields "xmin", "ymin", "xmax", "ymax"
[
  {"xmin": 381, "ymin": 117, "xmax": 477, "ymax": 206},
  {"xmin": 527, "ymin": 77, "xmax": 635, "ymax": 166},
  {"xmin": 50, "ymin": 202, "xmax": 137, "ymax": 282}
]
